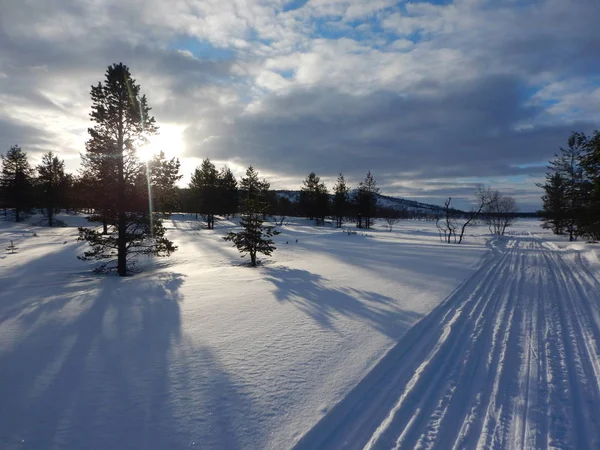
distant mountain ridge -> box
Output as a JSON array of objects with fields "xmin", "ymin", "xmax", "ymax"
[{"xmin": 274, "ymin": 190, "xmax": 445, "ymax": 214}]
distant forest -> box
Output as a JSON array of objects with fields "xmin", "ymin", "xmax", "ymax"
[{"xmin": 5, "ymin": 62, "xmax": 596, "ymax": 274}]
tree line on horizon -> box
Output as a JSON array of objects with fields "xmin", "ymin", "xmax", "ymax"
[
  {"xmin": 0, "ymin": 63, "xmax": 400, "ymax": 274},
  {"xmin": 0, "ymin": 135, "xmax": 404, "ymax": 270},
  {"xmin": 0, "ymin": 141, "xmax": 447, "ymax": 235},
  {"xmin": 539, "ymin": 131, "xmax": 600, "ymax": 241},
  {"xmin": 0, "ymin": 61, "xmax": 529, "ymax": 274},
  {"xmin": 0, "ymin": 64, "xmax": 289, "ymax": 273}
]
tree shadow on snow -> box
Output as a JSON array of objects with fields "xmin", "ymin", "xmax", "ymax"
[
  {"xmin": 263, "ymin": 266, "xmax": 422, "ymax": 337},
  {"xmin": 0, "ymin": 266, "xmax": 257, "ymax": 450}
]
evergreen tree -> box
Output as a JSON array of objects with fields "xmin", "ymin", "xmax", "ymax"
[
  {"xmin": 315, "ymin": 184, "xmax": 330, "ymax": 225},
  {"xmin": 240, "ymin": 165, "xmax": 261, "ymax": 208},
  {"xmin": 223, "ymin": 166, "xmax": 278, "ymax": 266},
  {"xmin": 0, "ymin": 145, "xmax": 33, "ymax": 222},
  {"xmin": 580, "ymin": 130, "xmax": 600, "ymax": 239},
  {"xmin": 300, "ymin": 172, "xmax": 329, "ymax": 225},
  {"xmin": 6, "ymin": 240, "xmax": 18, "ymax": 254},
  {"xmin": 300, "ymin": 172, "xmax": 320, "ymax": 220},
  {"xmin": 539, "ymin": 172, "xmax": 568, "ymax": 235},
  {"xmin": 217, "ymin": 166, "xmax": 238, "ymax": 218},
  {"xmin": 78, "ymin": 63, "xmax": 176, "ymax": 276},
  {"xmin": 36, "ymin": 151, "xmax": 68, "ymax": 226},
  {"xmin": 189, "ymin": 158, "xmax": 219, "ymax": 229},
  {"xmin": 261, "ymin": 180, "xmax": 277, "ymax": 220},
  {"xmin": 552, "ymin": 132, "xmax": 587, "ymax": 240},
  {"xmin": 332, "ymin": 173, "xmax": 349, "ymax": 228},
  {"xmin": 80, "ymin": 118, "xmax": 118, "ymax": 234},
  {"xmin": 176, "ymin": 187, "xmax": 194, "ymax": 215},
  {"xmin": 148, "ymin": 151, "xmax": 182, "ymax": 213},
  {"xmin": 355, "ymin": 171, "xmax": 379, "ymax": 229},
  {"xmin": 538, "ymin": 132, "xmax": 590, "ymax": 240},
  {"xmin": 72, "ymin": 174, "xmax": 97, "ymax": 214},
  {"xmin": 240, "ymin": 166, "xmax": 271, "ymax": 217}
]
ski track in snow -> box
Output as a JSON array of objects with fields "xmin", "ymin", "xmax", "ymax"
[{"xmin": 293, "ymin": 232, "xmax": 600, "ymax": 450}]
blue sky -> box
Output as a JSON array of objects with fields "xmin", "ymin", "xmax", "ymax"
[{"xmin": 1, "ymin": 0, "xmax": 599, "ymax": 211}]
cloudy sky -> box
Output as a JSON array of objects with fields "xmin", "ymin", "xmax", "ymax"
[{"xmin": 1, "ymin": 0, "xmax": 599, "ymax": 210}]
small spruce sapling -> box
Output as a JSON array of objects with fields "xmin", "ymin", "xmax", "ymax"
[
  {"xmin": 223, "ymin": 201, "xmax": 280, "ymax": 266},
  {"xmin": 6, "ymin": 240, "xmax": 18, "ymax": 254},
  {"xmin": 223, "ymin": 166, "xmax": 279, "ymax": 266}
]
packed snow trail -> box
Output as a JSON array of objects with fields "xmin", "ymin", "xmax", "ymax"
[{"xmin": 293, "ymin": 234, "xmax": 600, "ymax": 450}]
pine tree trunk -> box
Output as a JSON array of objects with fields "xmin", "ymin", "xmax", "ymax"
[
  {"xmin": 250, "ymin": 249, "xmax": 256, "ymax": 266},
  {"xmin": 569, "ymin": 225, "xmax": 574, "ymax": 241},
  {"xmin": 103, "ymin": 218, "xmax": 108, "ymax": 235},
  {"xmin": 48, "ymin": 206, "xmax": 53, "ymax": 227},
  {"xmin": 117, "ymin": 100, "xmax": 127, "ymax": 277}
]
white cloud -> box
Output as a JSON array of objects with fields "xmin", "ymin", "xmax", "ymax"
[{"xmin": 0, "ymin": 0, "xmax": 599, "ymax": 208}]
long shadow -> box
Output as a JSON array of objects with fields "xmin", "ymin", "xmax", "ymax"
[
  {"xmin": 0, "ymin": 272, "xmax": 186, "ymax": 449},
  {"xmin": 263, "ymin": 266, "xmax": 422, "ymax": 338},
  {"xmin": 0, "ymin": 262, "xmax": 257, "ymax": 449},
  {"xmin": 0, "ymin": 240, "xmax": 93, "ymax": 322},
  {"xmin": 297, "ymin": 234, "xmax": 485, "ymax": 291}
]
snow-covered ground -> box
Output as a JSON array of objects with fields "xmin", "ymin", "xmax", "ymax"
[
  {"xmin": 295, "ymin": 222, "xmax": 600, "ymax": 450},
  {"xmin": 1, "ymin": 215, "xmax": 599, "ymax": 449}
]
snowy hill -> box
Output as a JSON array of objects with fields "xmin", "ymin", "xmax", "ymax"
[
  {"xmin": 275, "ymin": 190, "xmax": 446, "ymax": 214},
  {"xmin": 374, "ymin": 193, "xmax": 445, "ymax": 214}
]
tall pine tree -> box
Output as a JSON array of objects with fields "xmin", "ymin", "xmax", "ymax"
[
  {"xmin": 539, "ymin": 132, "xmax": 590, "ymax": 240},
  {"xmin": 300, "ymin": 172, "xmax": 329, "ymax": 225},
  {"xmin": 1, "ymin": 145, "xmax": 33, "ymax": 222},
  {"xmin": 78, "ymin": 63, "xmax": 176, "ymax": 276},
  {"xmin": 539, "ymin": 172, "xmax": 567, "ymax": 235},
  {"xmin": 332, "ymin": 173, "xmax": 349, "ymax": 228},
  {"xmin": 552, "ymin": 132, "xmax": 587, "ymax": 240},
  {"xmin": 356, "ymin": 171, "xmax": 379, "ymax": 229},
  {"xmin": 240, "ymin": 165, "xmax": 271, "ymax": 217},
  {"xmin": 36, "ymin": 151, "xmax": 68, "ymax": 226},
  {"xmin": 148, "ymin": 151, "xmax": 182, "ymax": 214},
  {"xmin": 189, "ymin": 158, "xmax": 219, "ymax": 229},
  {"xmin": 217, "ymin": 166, "xmax": 238, "ymax": 218},
  {"xmin": 580, "ymin": 130, "xmax": 600, "ymax": 239}
]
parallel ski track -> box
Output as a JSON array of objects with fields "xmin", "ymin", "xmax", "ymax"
[{"xmin": 293, "ymin": 233, "xmax": 600, "ymax": 450}]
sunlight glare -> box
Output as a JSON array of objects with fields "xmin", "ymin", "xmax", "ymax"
[{"xmin": 137, "ymin": 124, "xmax": 186, "ymax": 161}]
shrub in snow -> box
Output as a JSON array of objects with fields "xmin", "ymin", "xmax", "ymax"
[{"xmin": 6, "ymin": 240, "xmax": 18, "ymax": 254}]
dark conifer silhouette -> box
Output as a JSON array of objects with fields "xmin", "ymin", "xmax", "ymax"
[
  {"xmin": 355, "ymin": 171, "xmax": 379, "ymax": 229},
  {"xmin": 224, "ymin": 166, "xmax": 279, "ymax": 266},
  {"xmin": 1, "ymin": 145, "xmax": 34, "ymax": 222},
  {"xmin": 217, "ymin": 166, "xmax": 238, "ymax": 218},
  {"xmin": 332, "ymin": 173, "xmax": 349, "ymax": 228},
  {"xmin": 147, "ymin": 151, "xmax": 182, "ymax": 214},
  {"xmin": 300, "ymin": 172, "xmax": 328, "ymax": 224},
  {"xmin": 189, "ymin": 158, "xmax": 219, "ymax": 229},
  {"xmin": 77, "ymin": 63, "xmax": 176, "ymax": 276},
  {"xmin": 36, "ymin": 151, "xmax": 69, "ymax": 227}
]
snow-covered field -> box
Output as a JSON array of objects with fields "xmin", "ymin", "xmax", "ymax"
[{"xmin": 1, "ymin": 215, "xmax": 599, "ymax": 449}]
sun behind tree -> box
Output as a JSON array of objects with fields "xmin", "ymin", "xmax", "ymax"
[{"xmin": 78, "ymin": 62, "xmax": 177, "ymax": 276}]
